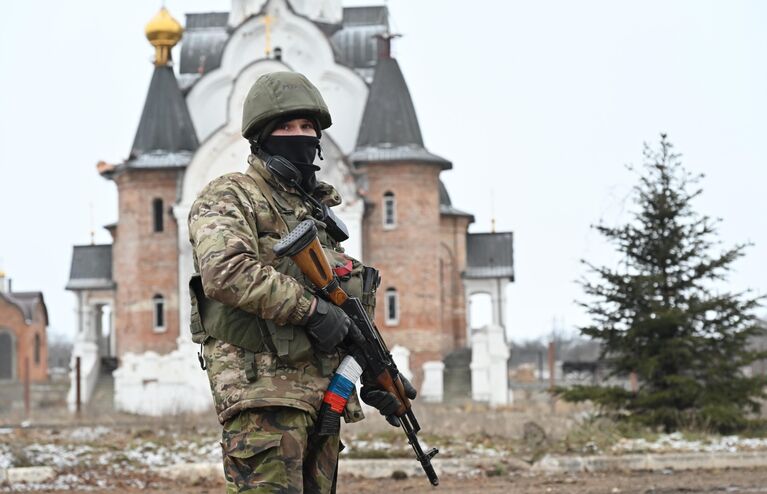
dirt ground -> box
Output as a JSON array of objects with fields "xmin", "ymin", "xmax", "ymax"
[
  {"xmin": 11, "ymin": 469, "xmax": 767, "ymax": 494},
  {"xmin": 340, "ymin": 469, "xmax": 767, "ymax": 494},
  {"xmin": 4, "ymin": 402, "xmax": 767, "ymax": 493}
]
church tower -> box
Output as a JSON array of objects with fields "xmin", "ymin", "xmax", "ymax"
[
  {"xmin": 102, "ymin": 8, "xmax": 199, "ymax": 356},
  {"xmin": 351, "ymin": 38, "xmax": 469, "ymax": 385}
]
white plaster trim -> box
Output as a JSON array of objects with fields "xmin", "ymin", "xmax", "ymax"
[{"xmin": 186, "ymin": 0, "xmax": 368, "ymax": 153}]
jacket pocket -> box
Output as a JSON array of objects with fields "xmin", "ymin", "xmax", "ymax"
[
  {"xmin": 221, "ymin": 430, "xmax": 286, "ymax": 487},
  {"xmin": 264, "ymin": 319, "xmax": 313, "ymax": 364}
]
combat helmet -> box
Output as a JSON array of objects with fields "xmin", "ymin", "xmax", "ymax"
[{"xmin": 241, "ymin": 72, "xmax": 332, "ymax": 141}]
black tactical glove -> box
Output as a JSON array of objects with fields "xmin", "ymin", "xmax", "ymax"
[
  {"xmin": 360, "ymin": 375, "xmax": 417, "ymax": 427},
  {"xmin": 305, "ymin": 298, "xmax": 360, "ymax": 352}
]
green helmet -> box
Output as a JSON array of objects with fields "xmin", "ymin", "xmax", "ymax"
[{"xmin": 241, "ymin": 71, "xmax": 332, "ymax": 140}]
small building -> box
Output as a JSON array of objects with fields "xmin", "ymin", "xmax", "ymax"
[{"xmin": 0, "ymin": 272, "xmax": 49, "ymax": 382}]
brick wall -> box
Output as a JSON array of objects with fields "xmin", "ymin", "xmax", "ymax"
[
  {"xmin": 113, "ymin": 169, "xmax": 181, "ymax": 356},
  {"xmin": 360, "ymin": 162, "xmax": 463, "ymax": 385},
  {"xmin": 0, "ymin": 297, "xmax": 48, "ymax": 382},
  {"xmin": 440, "ymin": 214, "xmax": 471, "ymax": 349}
]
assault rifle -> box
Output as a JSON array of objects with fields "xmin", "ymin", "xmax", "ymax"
[{"xmin": 274, "ymin": 219, "xmax": 439, "ymax": 487}]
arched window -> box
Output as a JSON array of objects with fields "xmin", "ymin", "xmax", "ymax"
[
  {"xmin": 0, "ymin": 330, "xmax": 14, "ymax": 379},
  {"xmin": 385, "ymin": 288, "xmax": 399, "ymax": 326},
  {"xmin": 152, "ymin": 198, "xmax": 164, "ymax": 233},
  {"xmin": 383, "ymin": 191, "xmax": 396, "ymax": 229},
  {"xmin": 153, "ymin": 294, "xmax": 166, "ymax": 332},
  {"xmin": 34, "ymin": 333, "xmax": 41, "ymax": 365}
]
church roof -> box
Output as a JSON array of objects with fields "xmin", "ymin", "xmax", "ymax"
[
  {"xmin": 465, "ymin": 232, "xmax": 514, "ymax": 280},
  {"xmin": 342, "ymin": 6, "xmax": 389, "ymax": 26},
  {"xmin": 330, "ymin": 7, "xmax": 389, "ymax": 77},
  {"xmin": 0, "ymin": 291, "xmax": 47, "ymax": 325},
  {"xmin": 66, "ymin": 244, "xmax": 115, "ymax": 291},
  {"xmin": 179, "ymin": 12, "xmax": 229, "ymax": 79},
  {"xmin": 127, "ymin": 65, "xmax": 199, "ymax": 168},
  {"xmin": 178, "ymin": 8, "xmax": 389, "ymax": 88},
  {"xmin": 350, "ymin": 57, "xmax": 451, "ymax": 168},
  {"xmin": 439, "ymin": 180, "xmax": 452, "ymax": 207},
  {"xmin": 439, "ymin": 180, "xmax": 474, "ymax": 219}
]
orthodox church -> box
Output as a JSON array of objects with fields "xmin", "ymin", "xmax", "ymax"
[{"xmin": 66, "ymin": 0, "xmax": 514, "ymax": 414}]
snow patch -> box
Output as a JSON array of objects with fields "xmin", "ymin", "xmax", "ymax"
[{"xmin": 612, "ymin": 432, "xmax": 767, "ymax": 454}]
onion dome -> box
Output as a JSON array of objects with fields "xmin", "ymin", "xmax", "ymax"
[
  {"xmin": 145, "ymin": 7, "xmax": 183, "ymax": 66},
  {"xmin": 121, "ymin": 6, "xmax": 198, "ymax": 168}
]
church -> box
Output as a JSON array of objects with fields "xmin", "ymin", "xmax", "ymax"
[{"xmin": 66, "ymin": 0, "xmax": 514, "ymax": 414}]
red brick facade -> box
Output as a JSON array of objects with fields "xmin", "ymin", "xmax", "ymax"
[
  {"xmin": 361, "ymin": 162, "xmax": 469, "ymax": 385},
  {"xmin": 112, "ymin": 169, "xmax": 181, "ymax": 356},
  {"xmin": 0, "ymin": 294, "xmax": 48, "ymax": 382},
  {"xmin": 440, "ymin": 214, "xmax": 472, "ymax": 349}
]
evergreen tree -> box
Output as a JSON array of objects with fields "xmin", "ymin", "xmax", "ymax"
[{"xmin": 561, "ymin": 135, "xmax": 766, "ymax": 433}]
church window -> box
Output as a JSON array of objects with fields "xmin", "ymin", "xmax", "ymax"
[
  {"xmin": 385, "ymin": 288, "xmax": 399, "ymax": 326},
  {"xmin": 153, "ymin": 294, "xmax": 166, "ymax": 332},
  {"xmin": 153, "ymin": 198, "xmax": 164, "ymax": 233},
  {"xmin": 383, "ymin": 192, "xmax": 396, "ymax": 229},
  {"xmin": 0, "ymin": 330, "xmax": 13, "ymax": 379},
  {"xmin": 34, "ymin": 334, "xmax": 40, "ymax": 365}
]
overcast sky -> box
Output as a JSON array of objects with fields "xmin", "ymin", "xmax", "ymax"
[{"xmin": 1, "ymin": 0, "xmax": 765, "ymax": 343}]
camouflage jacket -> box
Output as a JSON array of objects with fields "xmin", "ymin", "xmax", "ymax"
[{"xmin": 188, "ymin": 154, "xmax": 365, "ymax": 424}]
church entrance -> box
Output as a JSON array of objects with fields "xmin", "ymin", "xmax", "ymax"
[{"xmin": 0, "ymin": 330, "xmax": 14, "ymax": 380}]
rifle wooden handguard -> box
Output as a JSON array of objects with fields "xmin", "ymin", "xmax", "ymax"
[
  {"xmin": 274, "ymin": 220, "xmax": 347, "ymax": 305},
  {"xmin": 375, "ymin": 370, "xmax": 410, "ymax": 416}
]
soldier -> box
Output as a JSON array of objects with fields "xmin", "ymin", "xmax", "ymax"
[{"xmin": 187, "ymin": 71, "xmax": 416, "ymax": 493}]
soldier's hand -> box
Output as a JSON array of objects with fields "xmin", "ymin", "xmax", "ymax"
[
  {"xmin": 360, "ymin": 375, "xmax": 417, "ymax": 427},
  {"xmin": 305, "ymin": 298, "xmax": 359, "ymax": 352}
]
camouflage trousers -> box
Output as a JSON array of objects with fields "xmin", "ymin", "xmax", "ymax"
[{"xmin": 221, "ymin": 407, "xmax": 341, "ymax": 494}]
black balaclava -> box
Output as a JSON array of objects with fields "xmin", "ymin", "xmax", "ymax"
[{"xmin": 260, "ymin": 125, "xmax": 322, "ymax": 192}]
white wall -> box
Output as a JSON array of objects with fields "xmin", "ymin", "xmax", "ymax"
[
  {"xmin": 229, "ymin": 0, "xmax": 342, "ymax": 29},
  {"xmin": 113, "ymin": 342, "xmax": 212, "ymax": 416},
  {"xmin": 470, "ymin": 324, "xmax": 510, "ymax": 406},
  {"xmin": 187, "ymin": 1, "xmax": 368, "ymax": 152}
]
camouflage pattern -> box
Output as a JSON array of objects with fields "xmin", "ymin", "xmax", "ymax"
[
  {"xmin": 242, "ymin": 72, "xmax": 332, "ymax": 139},
  {"xmin": 189, "ymin": 155, "xmax": 365, "ymax": 424},
  {"xmin": 189, "ymin": 160, "xmax": 315, "ymax": 327},
  {"xmin": 221, "ymin": 406, "xmax": 341, "ymax": 493}
]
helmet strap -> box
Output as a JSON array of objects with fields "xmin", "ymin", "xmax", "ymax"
[{"xmin": 248, "ymin": 138, "xmax": 261, "ymax": 155}]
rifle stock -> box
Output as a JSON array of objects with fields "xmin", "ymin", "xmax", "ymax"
[{"xmin": 274, "ymin": 219, "xmax": 439, "ymax": 487}]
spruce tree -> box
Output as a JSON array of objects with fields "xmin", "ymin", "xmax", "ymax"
[{"xmin": 561, "ymin": 135, "xmax": 766, "ymax": 433}]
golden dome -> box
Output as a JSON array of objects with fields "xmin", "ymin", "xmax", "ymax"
[
  {"xmin": 145, "ymin": 7, "xmax": 183, "ymax": 46},
  {"xmin": 145, "ymin": 7, "xmax": 183, "ymax": 65}
]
